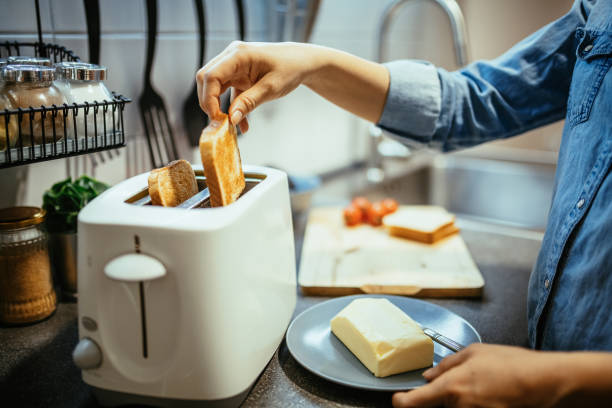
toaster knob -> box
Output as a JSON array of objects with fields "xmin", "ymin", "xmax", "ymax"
[{"xmin": 73, "ymin": 337, "xmax": 103, "ymax": 369}]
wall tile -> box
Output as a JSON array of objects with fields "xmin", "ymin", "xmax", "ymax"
[
  {"xmin": 99, "ymin": 0, "xmax": 144, "ymax": 33},
  {"xmin": 0, "ymin": 0, "xmax": 52, "ymax": 34},
  {"xmin": 158, "ymin": 0, "xmax": 196, "ymax": 33},
  {"xmin": 243, "ymin": 0, "xmax": 268, "ymax": 38},
  {"xmin": 52, "ymin": 34, "xmax": 88, "ymax": 61},
  {"xmin": 49, "ymin": 0, "xmax": 86, "ymax": 33}
]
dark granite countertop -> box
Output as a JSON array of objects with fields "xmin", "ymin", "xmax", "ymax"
[{"xmin": 0, "ymin": 181, "xmax": 542, "ymax": 407}]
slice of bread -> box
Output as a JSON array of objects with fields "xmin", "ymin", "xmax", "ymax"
[
  {"xmin": 199, "ymin": 113, "xmax": 245, "ymax": 207},
  {"xmin": 383, "ymin": 206, "xmax": 459, "ymax": 244},
  {"xmin": 148, "ymin": 159, "xmax": 198, "ymax": 207}
]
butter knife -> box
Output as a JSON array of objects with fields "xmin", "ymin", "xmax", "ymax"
[{"xmin": 420, "ymin": 326, "xmax": 466, "ymax": 353}]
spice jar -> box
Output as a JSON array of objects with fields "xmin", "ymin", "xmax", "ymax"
[
  {"xmin": 0, "ymin": 207, "xmax": 57, "ymax": 324},
  {"xmin": 6, "ymin": 56, "xmax": 53, "ymax": 67},
  {"xmin": 1, "ymin": 64, "xmax": 66, "ymax": 147},
  {"xmin": 55, "ymin": 62, "xmax": 114, "ymax": 140},
  {"xmin": 0, "ymin": 91, "xmax": 18, "ymax": 151}
]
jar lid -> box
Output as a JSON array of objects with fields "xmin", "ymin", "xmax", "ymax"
[
  {"xmin": 7, "ymin": 56, "xmax": 53, "ymax": 67},
  {"xmin": 1, "ymin": 64, "xmax": 55, "ymax": 83},
  {"xmin": 0, "ymin": 207, "xmax": 46, "ymax": 230},
  {"xmin": 55, "ymin": 62, "xmax": 107, "ymax": 81}
]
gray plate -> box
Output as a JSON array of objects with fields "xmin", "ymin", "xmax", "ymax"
[{"xmin": 286, "ymin": 295, "xmax": 481, "ymax": 391}]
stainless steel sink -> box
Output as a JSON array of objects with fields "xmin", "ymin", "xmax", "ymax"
[{"xmin": 313, "ymin": 155, "xmax": 557, "ymax": 233}]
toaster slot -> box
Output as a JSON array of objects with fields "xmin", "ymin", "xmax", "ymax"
[{"xmin": 124, "ymin": 172, "xmax": 266, "ymax": 208}]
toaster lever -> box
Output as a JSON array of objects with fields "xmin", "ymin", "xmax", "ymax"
[{"xmin": 104, "ymin": 253, "xmax": 167, "ymax": 282}]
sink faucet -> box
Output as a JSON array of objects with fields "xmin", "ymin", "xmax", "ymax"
[{"xmin": 367, "ymin": 0, "xmax": 470, "ymax": 183}]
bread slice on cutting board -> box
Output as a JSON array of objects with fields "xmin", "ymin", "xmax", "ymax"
[
  {"xmin": 199, "ymin": 113, "xmax": 245, "ymax": 207},
  {"xmin": 383, "ymin": 206, "xmax": 459, "ymax": 244},
  {"xmin": 148, "ymin": 159, "xmax": 198, "ymax": 207}
]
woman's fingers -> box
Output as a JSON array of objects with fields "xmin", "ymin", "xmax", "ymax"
[
  {"xmin": 230, "ymin": 88, "xmax": 250, "ymax": 133},
  {"xmin": 196, "ymin": 43, "xmax": 251, "ymax": 119},
  {"xmin": 392, "ymin": 379, "xmax": 448, "ymax": 408},
  {"xmin": 228, "ymin": 74, "xmax": 277, "ymax": 124},
  {"xmin": 422, "ymin": 345, "xmax": 473, "ymax": 381},
  {"xmin": 196, "ymin": 74, "xmax": 222, "ymax": 119}
]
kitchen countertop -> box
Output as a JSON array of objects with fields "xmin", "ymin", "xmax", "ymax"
[{"xmin": 0, "ymin": 197, "xmax": 542, "ymax": 407}]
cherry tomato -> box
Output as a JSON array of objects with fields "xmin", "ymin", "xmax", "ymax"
[
  {"xmin": 351, "ymin": 196, "xmax": 372, "ymax": 213},
  {"xmin": 343, "ymin": 205, "xmax": 363, "ymax": 226},
  {"xmin": 381, "ymin": 198, "xmax": 399, "ymax": 215},
  {"xmin": 366, "ymin": 202, "xmax": 386, "ymax": 226}
]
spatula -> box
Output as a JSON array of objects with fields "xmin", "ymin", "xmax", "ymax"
[
  {"xmin": 182, "ymin": 0, "xmax": 207, "ymax": 147},
  {"xmin": 139, "ymin": 0, "xmax": 179, "ymax": 169}
]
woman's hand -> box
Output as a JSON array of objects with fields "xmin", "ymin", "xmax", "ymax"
[
  {"xmin": 196, "ymin": 41, "xmax": 389, "ymax": 133},
  {"xmin": 392, "ymin": 344, "xmax": 579, "ymax": 408},
  {"xmin": 196, "ymin": 41, "xmax": 316, "ymax": 133}
]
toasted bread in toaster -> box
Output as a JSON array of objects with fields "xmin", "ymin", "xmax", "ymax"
[
  {"xmin": 148, "ymin": 159, "xmax": 198, "ymax": 207},
  {"xmin": 383, "ymin": 206, "xmax": 459, "ymax": 244},
  {"xmin": 199, "ymin": 113, "xmax": 245, "ymax": 207}
]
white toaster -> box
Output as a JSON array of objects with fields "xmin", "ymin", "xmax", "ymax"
[{"xmin": 73, "ymin": 164, "xmax": 297, "ymax": 407}]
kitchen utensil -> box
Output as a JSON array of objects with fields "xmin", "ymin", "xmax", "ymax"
[
  {"xmin": 420, "ymin": 326, "xmax": 465, "ymax": 352},
  {"xmin": 139, "ymin": 0, "xmax": 179, "ymax": 169},
  {"xmin": 219, "ymin": 0, "xmax": 246, "ymax": 128},
  {"xmin": 299, "ymin": 207, "xmax": 484, "ymax": 297},
  {"xmin": 84, "ymin": 0, "xmax": 113, "ymax": 168},
  {"xmin": 285, "ymin": 294, "xmax": 480, "ymax": 391},
  {"xmin": 236, "ymin": 0, "xmax": 246, "ymax": 40},
  {"xmin": 182, "ymin": 0, "xmax": 207, "ymax": 147},
  {"xmin": 73, "ymin": 164, "xmax": 296, "ymax": 407}
]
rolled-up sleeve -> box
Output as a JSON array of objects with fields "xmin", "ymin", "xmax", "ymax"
[
  {"xmin": 378, "ymin": 60, "xmax": 441, "ymax": 139},
  {"xmin": 377, "ymin": 0, "xmax": 585, "ymax": 152}
]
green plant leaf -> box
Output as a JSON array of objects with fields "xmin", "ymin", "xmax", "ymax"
[{"xmin": 42, "ymin": 175, "xmax": 110, "ymax": 233}]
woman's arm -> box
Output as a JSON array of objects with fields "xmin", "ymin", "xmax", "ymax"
[
  {"xmin": 196, "ymin": 42, "xmax": 389, "ymax": 132},
  {"xmin": 392, "ymin": 344, "xmax": 612, "ymax": 408},
  {"xmin": 197, "ymin": 1, "xmax": 586, "ymax": 147}
]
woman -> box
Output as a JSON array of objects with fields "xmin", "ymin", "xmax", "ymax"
[{"xmin": 197, "ymin": 0, "xmax": 612, "ymax": 406}]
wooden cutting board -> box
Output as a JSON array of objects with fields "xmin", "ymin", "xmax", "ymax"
[{"xmin": 299, "ymin": 207, "xmax": 484, "ymax": 297}]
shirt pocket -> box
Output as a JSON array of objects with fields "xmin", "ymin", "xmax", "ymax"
[{"xmin": 567, "ymin": 29, "xmax": 612, "ymax": 127}]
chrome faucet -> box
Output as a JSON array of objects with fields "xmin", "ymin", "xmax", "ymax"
[{"xmin": 367, "ymin": 0, "xmax": 470, "ymax": 183}]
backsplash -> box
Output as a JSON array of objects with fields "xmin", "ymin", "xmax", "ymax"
[{"xmin": 0, "ymin": 0, "xmax": 571, "ymax": 208}]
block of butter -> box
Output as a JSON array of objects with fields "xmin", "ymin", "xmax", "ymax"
[{"xmin": 330, "ymin": 298, "xmax": 434, "ymax": 377}]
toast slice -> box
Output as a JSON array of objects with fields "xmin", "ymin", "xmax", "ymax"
[
  {"xmin": 148, "ymin": 159, "xmax": 198, "ymax": 207},
  {"xmin": 199, "ymin": 113, "xmax": 245, "ymax": 207},
  {"xmin": 383, "ymin": 206, "xmax": 459, "ymax": 244}
]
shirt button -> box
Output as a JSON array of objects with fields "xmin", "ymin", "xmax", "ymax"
[
  {"xmin": 577, "ymin": 198, "xmax": 585, "ymax": 209},
  {"xmin": 545, "ymin": 279, "xmax": 550, "ymax": 289},
  {"xmin": 583, "ymin": 44, "xmax": 594, "ymax": 52}
]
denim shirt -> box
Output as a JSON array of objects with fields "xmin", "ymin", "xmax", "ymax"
[{"xmin": 377, "ymin": 0, "xmax": 612, "ymax": 351}]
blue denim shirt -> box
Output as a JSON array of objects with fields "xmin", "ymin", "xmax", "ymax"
[{"xmin": 377, "ymin": 0, "xmax": 612, "ymax": 351}]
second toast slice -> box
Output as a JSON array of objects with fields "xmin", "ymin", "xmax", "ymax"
[
  {"xmin": 199, "ymin": 113, "xmax": 245, "ymax": 207},
  {"xmin": 148, "ymin": 159, "xmax": 198, "ymax": 207}
]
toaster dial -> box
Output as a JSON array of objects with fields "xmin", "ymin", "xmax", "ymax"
[{"xmin": 73, "ymin": 337, "xmax": 102, "ymax": 369}]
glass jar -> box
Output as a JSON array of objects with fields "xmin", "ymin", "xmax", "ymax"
[
  {"xmin": 55, "ymin": 62, "xmax": 114, "ymax": 140},
  {"xmin": 0, "ymin": 207, "xmax": 57, "ymax": 324},
  {"xmin": 0, "ymin": 92, "xmax": 18, "ymax": 151},
  {"xmin": 1, "ymin": 64, "xmax": 66, "ymax": 147},
  {"xmin": 6, "ymin": 56, "xmax": 53, "ymax": 67}
]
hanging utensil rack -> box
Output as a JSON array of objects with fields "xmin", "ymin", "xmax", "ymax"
[{"xmin": 0, "ymin": 40, "xmax": 131, "ymax": 169}]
